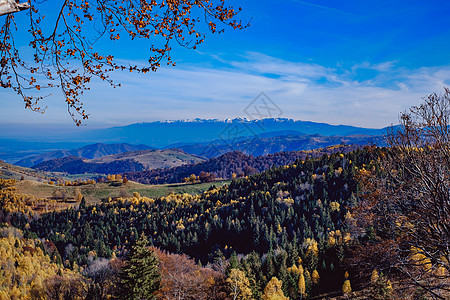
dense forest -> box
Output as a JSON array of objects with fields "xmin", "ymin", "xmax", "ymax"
[
  {"xmin": 2, "ymin": 134, "xmax": 448, "ymax": 299},
  {"xmin": 0, "ymin": 227, "xmax": 88, "ymax": 299},
  {"xmin": 4, "ymin": 146, "xmax": 383, "ymax": 299},
  {"xmin": 124, "ymin": 145, "xmax": 362, "ymax": 185}
]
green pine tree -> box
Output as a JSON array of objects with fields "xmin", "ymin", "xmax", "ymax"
[{"xmin": 117, "ymin": 234, "xmax": 161, "ymax": 300}]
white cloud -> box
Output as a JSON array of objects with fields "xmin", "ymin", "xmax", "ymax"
[
  {"xmin": 1, "ymin": 52, "xmax": 450, "ymax": 129},
  {"xmin": 351, "ymin": 61, "xmax": 397, "ymax": 72}
]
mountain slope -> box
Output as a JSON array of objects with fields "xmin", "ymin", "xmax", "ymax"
[
  {"xmin": 15, "ymin": 143, "xmax": 153, "ymax": 167},
  {"xmin": 32, "ymin": 149, "xmax": 206, "ymax": 175},
  {"xmin": 24, "ymin": 147, "xmax": 381, "ymax": 298},
  {"xmin": 89, "ymin": 149, "xmax": 206, "ymax": 169},
  {"xmin": 124, "ymin": 145, "xmax": 363, "ymax": 185},
  {"xmin": 31, "ymin": 156, "xmax": 146, "ymax": 174},
  {"xmin": 78, "ymin": 118, "xmax": 388, "ymax": 147},
  {"xmin": 0, "ymin": 160, "xmax": 48, "ymax": 181}
]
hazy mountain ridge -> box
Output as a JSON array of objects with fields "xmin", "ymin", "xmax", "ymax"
[
  {"xmin": 15, "ymin": 143, "xmax": 153, "ymax": 167},
  {"xmin": 1, "ymin": 119, "xmax": 389, "ymax": 163},
  {"xmin": 72, "ymin": 118, "xmax": 389, "ymax": 147},
  {"xmin": 23, "ymin": 133, "xmax": 382, "ymax": 176},
  {"xmin": 174, "ymin": 133, "xmax": 384, "ymax": 158}
]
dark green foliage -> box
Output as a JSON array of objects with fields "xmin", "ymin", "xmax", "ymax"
[
  {"xmin": 79, "ymin": 197, "xmax": 87, "ymax": 210},
  {"xmin": 17, "ymin": 147, "xmax": 384, "ymax": 297},
  {"xmin": 32, "ymin": 156, "xmax": 145, "ymax": 174},
  {"xmin": 116, "ymin": 234, "xmax": 161, "ymax": 300}
]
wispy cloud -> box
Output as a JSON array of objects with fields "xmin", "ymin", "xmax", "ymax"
[
  {"xmin": 288, "ymin": 0, "xmax": 355, "ymax": 16},
  {"xmin": 351, "ymin": 61, "xmax": 397, "ymax": 72},
  {"xmin": 1, "ymin": 52, "xmax": 449, "ymax": 129}
]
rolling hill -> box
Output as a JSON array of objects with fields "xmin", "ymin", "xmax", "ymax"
[
  {"xmin": 89, "ymin": 149, "xmax": 205, "ymax": 168},
  {"xmin": 32, "ymin": 149, "xmax": 206, "ymax": 175},
  {"xmin": 15, "ymin": 143, "xmax": 153, "ymax": 167},
  {"xmin": 0, "ymin": 160, "xmax": 48, "ymax": 182},
  {"xmin": 13, "ymin": 178, "xmax": 229, "ymax": 206}
]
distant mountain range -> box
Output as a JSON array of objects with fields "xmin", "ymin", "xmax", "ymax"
[
  {"xmin": 171, "ymin": 133, "xmax": 384, "ymax": 158},
  {"xmin": 1, "ymin": 118, "xmax": 392, "ymax": 164},
  {"xmin": 31, "ymin": 149, "xmax": 205, "ymax": 175},
  {"xmin": 79, "ymin": 118, "xmax": 387, "ymax": 148},
  {"xmin": 15, "ymin": 143, "xmax": 153, "ymax": 167},
  {"xmin": 24, "ymin": 133, "xmax": 381, "ymax": 176}
]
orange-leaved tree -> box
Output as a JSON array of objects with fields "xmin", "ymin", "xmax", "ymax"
[{"xmin": 0, "ymin": 0, "xmax": 247, "ymax": 125}]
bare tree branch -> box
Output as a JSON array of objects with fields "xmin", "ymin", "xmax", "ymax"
[
  {"xmin": 0, "ymin": 0, "xmax": 248, "ymax": 125},
  {"xmin": 352, "ymin": 88, "xmax": 450, "ymax": 299}
]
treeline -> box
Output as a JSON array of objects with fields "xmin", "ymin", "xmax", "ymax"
[
  {"xmin": 124, "ymin": 145, "xmax": 362, "ymax": 184},
  {"xmin": 9, "ymin": 147, "xmax": 382, "ymax": 298},
  {"xmin": 32, "ymin": 156, "xmax": 145, "ymax": 174}
]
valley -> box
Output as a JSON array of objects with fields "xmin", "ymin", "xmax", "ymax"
[
  {"xmin": 1, "ymin": 1, "xmax": 447, "ymax": 298},
  {"xmin": 0, "ymin": 117, "xmax": 447, "ymax": 300}
]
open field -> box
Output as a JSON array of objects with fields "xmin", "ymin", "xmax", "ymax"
[
  {"xmin": 15, "ymin": 179, "xmax": 231, "ymax": 205},
  {"xmin": 2, "ymin": 159, "xmax": 230, "ymax": 206}
]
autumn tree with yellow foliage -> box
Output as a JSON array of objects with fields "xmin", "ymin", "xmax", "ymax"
[
  {"xmin": 342, "ymin": 279, "xmax": 352, "ymax": 297},
  {"xmin": 0, "ymin": 227, "xmax": 87, "ymax": 299},
  {"xmin": 226, "ymin": 268, "xmax": 253, "ymax": 300},
  {"xmin": 262, "ymin": 277, "xmax": 289, "ymax": 300}
]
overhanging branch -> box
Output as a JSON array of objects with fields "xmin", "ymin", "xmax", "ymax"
[{"xmin": 0, "ymin": 0, "xmax": 30, "ymax": 16}]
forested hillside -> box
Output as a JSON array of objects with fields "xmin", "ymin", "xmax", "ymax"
[
  {"xmin": 124, "ymin": 145, "xmax": 362, "ymax": 184},
  {"xmin": 8, "ymin": 147, "xmax": 381, "ymax": 298},
  {"xmin": 3, "ymin": 141, "xmax": 447, "ymax": 298},
  {"xmin": 0, "ymin": 227, "xmax": 87, "ymax": 299},
  {"xmin": 32, "ymin": 156, "xmax": 146, "ymax": 174}
]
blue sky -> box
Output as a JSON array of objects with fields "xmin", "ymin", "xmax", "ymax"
[{"xmin": 1, "ymin": 0, "xmax": 450, "ymax": 129}]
